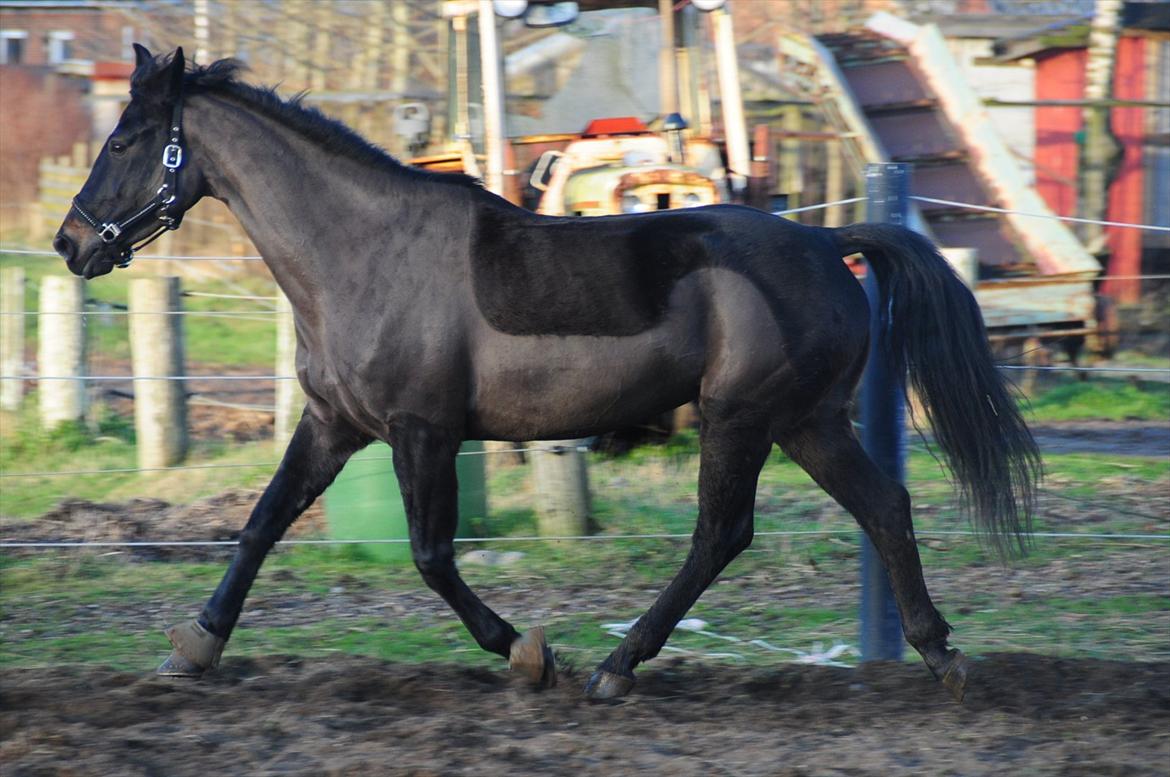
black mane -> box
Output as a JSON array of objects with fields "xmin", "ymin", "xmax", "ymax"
[{"xmin": 169, "ymin": 57, "xmax": 481, "ymax": 189}]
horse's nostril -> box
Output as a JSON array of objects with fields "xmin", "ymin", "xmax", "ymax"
[{"xmin": 53, "ymin": 234, "xmax": 75, "ymax": 261}]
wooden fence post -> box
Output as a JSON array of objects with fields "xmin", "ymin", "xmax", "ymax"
[
  {"xmin": 37, "ymin": 276, "xmax": 86, "ymax": 428},
  {"xmin": 274, "ymin": 291, "xmax": 305, "ymax": 450},
  {"xmin": 824, "ymin": 139, "xmax": 845, "ymax": 228},
  {"xmin": 129, "ymin": 277, "xmax": 188, "ymax": 469},
  {"xmin": 1, "ymin": 267, "xmax": 26, "ymax": 411},
  {"xmin": 532, "ymin": 440, "xmax": 591, "ymax": 536}
]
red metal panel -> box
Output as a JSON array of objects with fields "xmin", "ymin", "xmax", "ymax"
[
  {"xmin": 929, "ymin": 216, "xmax": 1028, "ymax": 271},
  {"xmin": 911, "ymin": 164, "xmax": 989, "ymax": 209},
  {"xmin": 867, "ymin": 109, "xmax": 960, "ymax": 160},
  {"xmin": 1104, "ymin": 35, "xmax": 1147, "ymax": 304},
  {"xmin": 842, "ymin": 61, "xmax": 931, "ymax": 108},
  {"xmin": 1033, "ymin": 49, "xmax": 1085, "ymax": 218}
]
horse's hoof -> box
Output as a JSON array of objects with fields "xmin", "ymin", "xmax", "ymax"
[
  {"xmin": 584, "ymin": 669, "xmax": 636, "ymax": 701},
  {"xmin": 509, "ymin": 626, "xmax": 557, "ymax": 689},
  {"xmin": 157, "ymin": 619, "xmax": 225, "ymax": 677},
  {"xmin": 157, "ymin": 650, "xmax": 207, "ymax": 678},
  {"xmin": 940, "ymin": 648, "xmax": 970, "ymax": 703}
]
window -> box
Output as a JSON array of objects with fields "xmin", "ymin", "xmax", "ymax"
[
  {"xmin": 0, "ymin": 30, "xmax": 28, "ymax": 65},
  {"xmin": 47, "ymin": 30, "xmax": 75, "ymax": 65}
]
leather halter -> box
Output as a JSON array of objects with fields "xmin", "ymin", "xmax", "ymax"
[{"xmin": 70, "ymin": 91, "xmax": 187, "ymax": 268}]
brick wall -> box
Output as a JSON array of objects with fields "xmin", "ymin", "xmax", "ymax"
[{"xmin": 0, "ymin": 6, "xmax": 129, "ymax": 66}]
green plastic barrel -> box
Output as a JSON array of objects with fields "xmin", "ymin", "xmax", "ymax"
[{"xmin": 323, "ymin": 441, "xmax": 486, "ymax": 561}]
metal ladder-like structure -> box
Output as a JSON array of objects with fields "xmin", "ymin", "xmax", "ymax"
[{"xmin": 786, "ymin": 17, "xmax": 1101, "ymax": 337}]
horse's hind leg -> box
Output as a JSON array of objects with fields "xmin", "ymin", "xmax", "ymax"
[
  {"xmin": 159, "ymin": 410, "xmax": 368, "ymax": 676},
  {"xmin": 585, "ymin": 399, "xmax": 772, "ymax": 700},
  {"xmin": 388, "ymin": 418, "xmax": 554, "ymax": 688},
  {"xmin": 779, "ymin": 411, "xmax": 970, "ymax": 700}
]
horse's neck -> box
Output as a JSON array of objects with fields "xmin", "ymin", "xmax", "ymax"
[{"xmin": 187, "ymin": 97, "xmax": 416, "ymax": 308}]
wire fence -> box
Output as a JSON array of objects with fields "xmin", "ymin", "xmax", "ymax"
[
  {"xmin": 2, "ymin": 194, "xmax": 1165, "ymax": 543},
  {"xmin": 3, "ymin": 527, "xmax": 1167, "ymax": 551},
  {"xmin": 908, "ymin": 195, "xmax": 1170, "ymax": 233}
]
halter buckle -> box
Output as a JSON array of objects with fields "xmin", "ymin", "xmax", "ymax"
[
  {"xmin": 97, "ymin": 222, "xmax": 122, "ymax": 243},
  {"xmin": 162, "ymin": 144, "xmax": 183, "ymax": 170}
]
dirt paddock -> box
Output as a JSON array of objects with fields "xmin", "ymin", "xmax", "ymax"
[{"xmin": 2, "ymin": 653, "xmax": 1166, "ymax": 776}]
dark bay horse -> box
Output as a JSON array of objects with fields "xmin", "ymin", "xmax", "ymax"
[{"xmin": 55, "ymin": 47, "xmax": 1039, "ymax": 701}]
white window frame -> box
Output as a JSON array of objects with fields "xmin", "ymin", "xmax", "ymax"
[
  {"xmin": 47, "ymin": 30, "xmax": 75, "ymax": 65},
  {"xmin": 0, "ymin": 30, "xmax": 29, "ymax": 65}
]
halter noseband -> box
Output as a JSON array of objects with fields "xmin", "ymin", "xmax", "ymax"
[{"xmin": 70, "ymin": 91, "xmax": 187, "ymax": 268}]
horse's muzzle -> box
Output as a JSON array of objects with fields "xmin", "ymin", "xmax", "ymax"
[{"xmin": 54, "ymin": 230, "xmax": 115, "ymax": 279}]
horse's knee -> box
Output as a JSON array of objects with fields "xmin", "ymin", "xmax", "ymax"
[
  {"xmin": 236, "ymin": 526, "xmax": 268, "ymax": 553},
  {"xmin": 412, "ymin": 544, "xmax": 454, "ymax": 582}
]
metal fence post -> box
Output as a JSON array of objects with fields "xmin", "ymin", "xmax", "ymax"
[{"xmin": 859, "ymin": 162, "xmax": 910, "ymax": 662}]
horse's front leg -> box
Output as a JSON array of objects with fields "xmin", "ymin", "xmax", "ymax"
[
  {"xmin": 389, "ymin": 418, "xmax": 555, "ymax": 688},
  {"xmin": 158, "ymin": 410, "xmax": 368, "ymax": 676}
]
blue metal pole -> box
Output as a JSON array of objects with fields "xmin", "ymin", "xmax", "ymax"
[{"xmin": 859, "ymin": 163, "xmax": 910, "ymax": 662}]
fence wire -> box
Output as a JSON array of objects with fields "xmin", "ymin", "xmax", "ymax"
[
  {"xmin": 908, "ymin": 195, "xmax": 1170, "ymax": 233},
  {"xmin": 3, "ymin": 527, "xmax": 1167, "ymax": 551},
  {"xmin": 3, "ymin": 197, "xmax": 1165, "ymax": 542}
]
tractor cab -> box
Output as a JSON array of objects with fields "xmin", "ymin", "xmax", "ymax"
[{"xmin": 529, "ymin": 116, "xmax": 729, "ymax": 217}]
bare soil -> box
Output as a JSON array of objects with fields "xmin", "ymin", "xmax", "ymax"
[
  {"xmin": 2, "ymin": 422, "xmax": 1167, "ymax": 775},
  {"xmin": 0, "ymin": 489, "xmax": 326, "ymax": 561},
  {"xmin": 2, "ymin": 654, "xmax": 1167, "ymax": 777}
]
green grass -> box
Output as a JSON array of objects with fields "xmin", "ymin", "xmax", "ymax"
[
  {"xmin": 1024, "ymin": 378, "xmax": 1169, "ymax": 422},
  {"xmin": 0, "ymin": 400, "xmax": 279, "ymax": 517},
  {"xmin": 1, "ymin": 252, "xmax": 278, "ymax": 368}
]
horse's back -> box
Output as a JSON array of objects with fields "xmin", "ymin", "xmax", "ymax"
[{"xmin": 469, "ymin": 203, "xmax": 861, "ymax": 340}]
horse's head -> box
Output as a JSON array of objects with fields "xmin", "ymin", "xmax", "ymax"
[{"xmin": 54, "ymin": 44, "xmax": 204, "ymax": 278}]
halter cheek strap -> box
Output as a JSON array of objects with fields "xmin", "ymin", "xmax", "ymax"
[{"xmin": 71, "ymin": 91, "xmax": 187, "ymax": 268}]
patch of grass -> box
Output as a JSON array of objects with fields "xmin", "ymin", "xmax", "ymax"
[
  {"xmin": 0, "ymin": 402, "xmax": 277, "ymax": 517},
  {"xmin": 1025, "ymin": 378, "xmax": 1169, "ymax": 422},
  {"xmin": 1, "ymin": 252, "xmax": 278, "ymax": 369}
]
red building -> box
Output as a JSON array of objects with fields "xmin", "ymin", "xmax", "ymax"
[{"xmin": 995, "ymin": 4, "xmax": 1170, "ymax": 303}]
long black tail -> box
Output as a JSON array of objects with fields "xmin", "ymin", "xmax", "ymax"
[{"xmin": 834, "ymin": 222, "xmax": 1041, "ymax": 555}]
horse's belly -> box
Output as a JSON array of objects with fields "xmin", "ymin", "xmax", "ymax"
[{"xmin": 468, "ymin": 325, "xmax": 704, "ymax": 441}]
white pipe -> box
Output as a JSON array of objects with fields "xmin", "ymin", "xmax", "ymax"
[
  {"xmin": 711, "ymin": 5, "xmax": 748, "ymax": 191},
  {"xmin": 477, "ymin": 0, "xmax": 506, "ymax": 195}
]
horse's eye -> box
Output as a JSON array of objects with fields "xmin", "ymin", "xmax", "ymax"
[{"xmin": 109, "ymin": 141, "xmax": 128, "ymax": 155}]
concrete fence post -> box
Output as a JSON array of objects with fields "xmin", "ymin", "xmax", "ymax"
[
  {"xmin": 129, "ymin": 276, "xmax": 188, "ymax": 469},
  {"xmin": 37, "ymin": 275, "xmax": 86, "ymax": 428},
  {"xmin": 531, "ymin": 440, "xmax": 591, "ymax": 537},
  {"xmin": 1, "ymin": 267, "xmax": 26, "ymax": 411},
  {"xmin": 274, "ymin": 291, "xmax": 305, "ymax": 450}
]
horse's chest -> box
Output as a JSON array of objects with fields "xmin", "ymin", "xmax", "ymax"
[{"xmin": 299, "ymin": 324, "xmax": 466, "ymax": 435}]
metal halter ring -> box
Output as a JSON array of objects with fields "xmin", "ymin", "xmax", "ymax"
[{"xmin": 97, "ymin": 222, "xmax": 123, "ymax": 243}]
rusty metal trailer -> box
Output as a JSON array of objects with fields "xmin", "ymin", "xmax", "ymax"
[{"xmin": 792, "ymin": 14, "xmax": 1104, "ymax": 354}]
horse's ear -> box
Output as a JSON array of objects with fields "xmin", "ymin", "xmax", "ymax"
[
  {"xmin": 133, "ymin": 43, "xmax": 153, "ymax": 68},
  {"xmin": 168, "ymin": 47, "xmax": 185, "ymax": 96}
]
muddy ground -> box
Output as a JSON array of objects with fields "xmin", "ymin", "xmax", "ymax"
[
  {"xmin": 2, "ymin": 653, "xmax": 1167, "ymax": 777},
  {"xmin": 2, "ymin": 422, "xmax": 1167, "ymax": 775}
]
